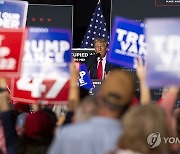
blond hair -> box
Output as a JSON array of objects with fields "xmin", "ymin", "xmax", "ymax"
[{"xmin": 118, "ymin": 104, "xmax": 170, "ymax": 154}]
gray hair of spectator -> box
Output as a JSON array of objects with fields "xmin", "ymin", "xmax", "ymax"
[
  {"xmin": 52, "ymin": 105, "xmax": 68, "ymax": 118},
  {"xmin": 74, "ymin": 96, "xmax": 98, "ymax": 122}
]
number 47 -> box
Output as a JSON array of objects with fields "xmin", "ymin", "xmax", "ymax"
[{"xmin": 17, "ymin": 78, "xmax": 68, "ymax": 99}]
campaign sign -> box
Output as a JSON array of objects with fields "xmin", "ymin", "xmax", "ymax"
[
  {"xmin": 0, "ymin": 0, "xmax": 28, "ymax": 28},
  {"xmin": 11, "ymin": 78, "xmax": 69, "ymax": 104},
  {"xmin": 78, "ymin": 63, "xmax": 93, "ymax": 90},
  {"xmin": 0, "ymin": 28, "xmax": 27, "ymax": 77},
  {"xmin": 108, "ymin": 16, "xmax": 146, "ymax": 68},
  {"xmin": 145, "ymin": 18, "xmax": 180, "ymax": 87},
  {"xmin": 11, "ymin": 27, "xmax": 72, "ymax": 104},
  {"xmin": 22, "ymin": 27, "xmax": 71, "ymax": 79}
]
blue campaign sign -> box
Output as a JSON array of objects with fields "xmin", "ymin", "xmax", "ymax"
[
  {"xmin": 145, "ymin": 18, "xmax": 180, "ymax": 87},
  {"xmin": 0, "ymin": 0, "xmax": 28, "ymax": 28},
  {"xmin": 107, "ymin": 16, "xmax": 146, "ymax": 68},
  {"xmin": 78, "ymin": 63, "xmax": 93, "ymax": 90},
  {"xmin": 22, "ymin": 27, "xmax": 72, "ymax": 79}
]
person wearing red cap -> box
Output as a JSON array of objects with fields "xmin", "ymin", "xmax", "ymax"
[
  {"xmin": 24, "ymin": 111, "xmax": 54, "ymax": 139},
  {"xmin": 20, "ymin": 110, "xmax": 56, "ymax": 154}
]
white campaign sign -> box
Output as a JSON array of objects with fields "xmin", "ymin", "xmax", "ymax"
[
  {"xmin": 0, "ymin": 12, "xmax": 20, "ymax": 28},
  {"xmin": 115, "ymin": 28, "xmax": 146, "ymax": 57},
  {"xmin": 145, "ymin": 18, "xmax": 180, "ymax": 87},
  {"xmin": 152, "ymin": 35, "xmax": 180, "ymax": 67},
  {"xmin": 24, "ymin": 40, "xmax": 70, "ymax": 64}
]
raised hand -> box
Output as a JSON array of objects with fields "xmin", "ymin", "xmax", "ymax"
[{"xmin": 0, "ymin": 78, "xmax": 10, "ymax": 111}]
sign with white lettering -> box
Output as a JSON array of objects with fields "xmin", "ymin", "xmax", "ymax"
[
  {"xmin": 22, "ymin": 27, "xmax": 71, "ymax": 79},
  {"xmin": 11, "ymin": 27, "xmax": 72, "ymax": 104},
  {"xmin": 11, "ymin": 77, "xmax": 69, "ymax": 104},
  {"xmin": 78, "ymin": 63, "xmax": 93, "ymax": 90},
  {"xmin": 72, "ymin": 48, "xmax": 95, "ymax": 62},
  {"xmin": 0, "ymin": 28, "xmax": 27, "ymax": 77},
  {"xmin": 108, "ymin": 16, "xmax": 146, "ymax": 68},
  {"xmin": 0, "ymin": 0, "xmax": 28, "ymax": 28},
  {"xmin": 146, "ymin": 18, "xmax": 180, "ymax": 87}
]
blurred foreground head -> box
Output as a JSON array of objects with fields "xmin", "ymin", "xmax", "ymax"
[
  {"xmin": 118, "ymin": 104, "xmax": 169, "ymax": 154},
  {"xmin": 98, "ymin": 69, "xmax": 135, "ymax": 118},
  {"xmin": 74, "ymin": 96, "xmax": 98, "ymax": 122}
]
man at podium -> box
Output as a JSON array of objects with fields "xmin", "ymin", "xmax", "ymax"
[{"xmin": 85, "ymin": 38, "xmax": 115, "ymax": 79}]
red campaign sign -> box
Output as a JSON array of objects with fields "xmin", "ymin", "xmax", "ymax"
[
  {"xmin": 0, "ymin": 28, "xmax": 27, "ymax": 77},
  {"xmin": 10, "ymin": 78, "xmax": 69, "ymax": 104}
]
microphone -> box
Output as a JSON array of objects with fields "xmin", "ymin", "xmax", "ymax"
[{"xmin": 95, "ymin": 53, "xmax": 101, "ymax": 57}]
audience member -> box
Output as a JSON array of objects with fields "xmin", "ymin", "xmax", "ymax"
[
  {"xmin": 0, "ymin": 78, "xmax": 57, "ymax": 154},
  {"xmin": 0, "ymin": 78, "xmax": 19, "ymax": 154},
  {"xmin": 20, "ymin": 110, "xmax": 56, "ymax": 154},
  {"xmin": 0, "ymin": 119, "xmax": 7, "ymax": 154},
  {"xmin": 116, "ymin": 105, "xmax": 170, "ymax": 154},
  {"xmin": 48, "ymin": 69, "xmax": 135, "ymax": 154},
  {"xmin": 53, "ymin": 105, "xmax": 68, "ymax": 126},
  {"xmin": 73, "ymin": 96, "xmax": 98, "ymax": 122},
  {"xmin": 16, "ymin": 113, "xmax": 28, "ymax": 137}
]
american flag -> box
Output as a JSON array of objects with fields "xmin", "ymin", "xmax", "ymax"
[{"xmin": 80, "ymin": 1, "xmax": 110, "ymax": 48}]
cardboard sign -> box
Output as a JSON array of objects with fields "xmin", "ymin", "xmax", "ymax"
[
  {"xmin": 0, "ymin": 28, "xmax": 27, "ymax": 77},
  {"xmin": 78, "ymin": 63, "xmax": 93, "ymax": 90},
  {"xmin": 11, "ymin": 78, "xmax": 69, "ymax": 104},
  {"xmin": 11, "ymin": 27, "xmax": 72, "ymax": 104},
  {"xmin": 0, "ymin": 0, "xmax": 28, "ymax": 28},
  {"xmin": 146, "ymin": 18, "xmax": 180, "ymax": 87},
  {"xmin": 22, "ymin": 27, "xmax": 72, "ymax": 79},
  {"xmin": 108, "ymin": 16, "xmax": 146, "ymax": 68}
]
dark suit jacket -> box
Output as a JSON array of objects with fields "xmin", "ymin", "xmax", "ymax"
[{"xmin": 85, "ymin": 54, "xmax": 115, "ymax": 79}]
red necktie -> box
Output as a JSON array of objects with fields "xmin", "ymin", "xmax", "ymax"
[{"xmin": 97, "ymin": 58, "xmax": 103, "ymax": 79}]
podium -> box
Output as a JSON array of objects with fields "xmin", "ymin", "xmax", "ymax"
[{"xmin": 89, "ymin": 79, "xmax": 103, "ymax": 95}]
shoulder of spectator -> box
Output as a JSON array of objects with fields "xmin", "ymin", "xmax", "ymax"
[{"xmin": 57, "ymin": 120, "xmax": 91, "ymax": 137}]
